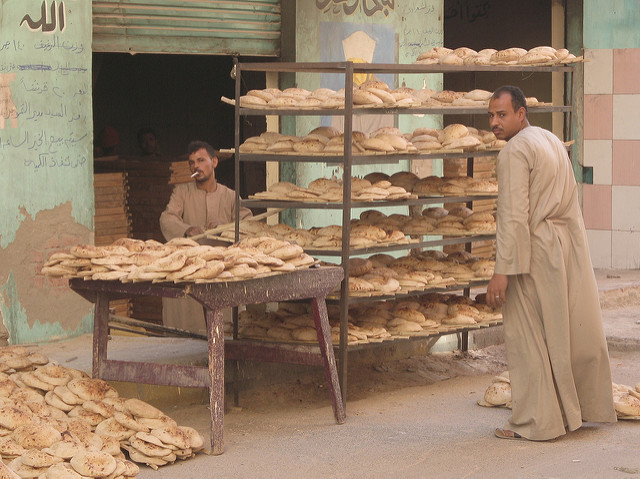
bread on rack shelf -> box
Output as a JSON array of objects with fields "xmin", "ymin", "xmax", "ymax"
[
  {"xmin": 235, "ymin": 290, "xmax": 502, "ymax": 346},
  {"xmin": 339, "ymin": 249, "xmax": 496, "ymax": 299},
  {"xmin": 209, "ymin": 217, "xmax": 413, "ymax": 250},
  {"xmin": 250, "ymin": 176, "xmax": 414, "ymax": 203},
  {"xmin": 414, "ymin": 45, "xmax": 582, "ymax": 66},
  {"xmin": 225, "ymin": 74, "xmax": 557, "ymax": 112},
  {"xmin": 236, "ymin": 123, "xmax": 505, "ymax": 158}
]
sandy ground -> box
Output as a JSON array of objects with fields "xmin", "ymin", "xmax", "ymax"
[
  {"xmin": 33, "ymin": 269, "xmax": 640, "ymax": 478},
  {"xmin": 133, "ymin": 344, "xmax": 640, "ymax": 479}
]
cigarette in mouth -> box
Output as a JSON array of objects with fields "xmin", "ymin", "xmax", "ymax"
[{"xmin": 190, "ymin": 172, "xmax": 199, "ymax": 178}]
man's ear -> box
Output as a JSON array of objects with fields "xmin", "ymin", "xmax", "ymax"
[
  {"xmin": 517, "ymin": 107, "xmax": 527, "ymax": 122},
  {"xmin": 212, "ymin": 156, "xmax": 219, "ymax": 168}
]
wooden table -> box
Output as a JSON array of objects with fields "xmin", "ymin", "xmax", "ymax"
[{"xmin": 69, "ymin": 266, "xmax": 345, "ymax": 455}]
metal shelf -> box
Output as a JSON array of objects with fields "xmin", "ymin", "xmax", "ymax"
[
  {"xmin": 238, "ymin": 104, "xmax": 572, "ymax": 117},
  {"xmin": 241, "ymin": 195, "xmax": 497, "ymax": 210},
  {"xmin": 305, "ymin": 234, "xmax": 496, "ymax": 257},
  {"xmin": 236, "ymin": 61, "xmax": 575, "ymax": 74},
  {"xmin": 232, "ymin": 59, "xmax": 573, "ymax": 405},
  {"xmin": 237, "ymin": 149, "xmax": 504, "ymax": 163}
]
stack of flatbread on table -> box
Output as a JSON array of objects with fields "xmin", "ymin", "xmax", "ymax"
[
  {"xmin": 0, "ymin": 345, "xmax": 205, "ymax": 477},
  {"xmin": 41, "ymin": 236, "xmax": 317, "ymax": 284}
]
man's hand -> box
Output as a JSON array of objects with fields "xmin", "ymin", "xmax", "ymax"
[
  {"xmin": 486, "ymin": 273, "xmax": 508, "ymax": 309},
  {"xmin": 184, "ymin": 226, "xmax": 204, "ymax": 237},
  {"xmin": 205, "ymin": 221, "xmax": 219, "ymax": 230}
]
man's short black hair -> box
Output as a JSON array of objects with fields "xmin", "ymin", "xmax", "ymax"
[
  {"xmin": 492, "ymin": 85, "xmax": 528, "ymax": 115},
  {"xmin": 187, "ymin": 140, "xmax": 217, "ymax": 158},
  {"xmin": 136, "ymin": 127, "xmax": 156, "ymax": 144}
]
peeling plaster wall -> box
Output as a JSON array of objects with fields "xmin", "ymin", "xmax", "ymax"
[
  {"xmin": 289, "ymin": 1, "xmax": 444, "ymax": 230},
  {"xmin": 0, "ymin": 1, "xmax": 94, "ymax": 344}
]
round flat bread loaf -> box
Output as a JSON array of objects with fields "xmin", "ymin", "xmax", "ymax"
[
  {"xmin": 70, "ymin": 450, "xmax": 117, "ymax": 478},
  {"xmin": 463, "ymin": 54, "xmax": 491, "ymax": 65},
  {"xmin": 239, "ymin": 95, "xmax": 268, "ymax": 107},
  {"xmin": 439, "ymin": 53, "xmax": 464, "ymax": 65},
  {"xmin": 21, "ymin": 448, "xmax": 63, "ymax": 468},
  {"xmin": 67, "ymin": 378, "xmax": 118, "ymax": 401},
  {"xmin": 416, "ymin": 47, "xmax": 452, "ymax": 60},
  {"xmin": 13, "ymin": 424, "xmax": 62, "ymax": 449},
  {"xmin": 365, "ymin": 87, "xmax": 395, "ymax": 104},
  {"xmin": 246, "ymin": 89, "xmax": 275, "ymax": 102},
  {"xmin": 353, "ymin": 90, "xmax": 383, "ymax": 106},
  {"xmin": 463, "ymin": 89, "xmax": 493, "ymax": 101},
  {"xmin": 124, "ymin": 398, "xmax": 163, "ymax": 419},
  {"xmin": 484, "ymin": 381, "xmax": 512, "ymax": 406}
]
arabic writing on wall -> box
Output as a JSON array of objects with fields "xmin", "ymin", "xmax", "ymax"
[
  {"xmin": 0, "ymin": 0, "xmax": 89, "ymax": 172},
  {"xmin": 21, "ymin": 1, "xmax": 66, "ymax": 34},
  {"xmin": 316, "ymin": 0, "xmax": 395, "ymax": 17},
  {"xmin": 396, "ymin": 1, "xmax": 442, "ymax": 60},
  {"xmin": 444, "ymin": 0, "xmax": 491, "ymax": 23}
]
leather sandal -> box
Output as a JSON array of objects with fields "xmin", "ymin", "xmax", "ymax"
[{"xmin": 494, "ymin": 428, "xmax": 527, "ymax": 440}]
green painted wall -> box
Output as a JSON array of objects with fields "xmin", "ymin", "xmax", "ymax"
[
  {"xmin": 290, "ymin": 1, "xmax": 444, "ymax": 232},
  {"xmin": 584, "ymin": 0, "xmax": 640, "ymax": 49},
  {"xmin": 0, "ymin": 0, "xmax": 94, "ymax": 344}
]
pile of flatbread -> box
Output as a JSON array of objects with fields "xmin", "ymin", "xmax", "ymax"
[
  {"xmin": 364, "ymin": 171, "xmax": 498, "ymax": 197},
  {"xmin": 237, "ymin": 302, "xmax": 390, "ymax": 345},
  {"xmin": 41, "ymin": 237, "xmax": 317, "ymax": 284},
  {"xmin": 217, "ymin": 219, "xmax": 411, "ymax": 250},
  {"xmin": 0, "ymin": 345, "xmax": 205, "ymax": 478},
  {"xmin": 478, "ymin": 374, "xmax": 640, "ymax": 418},
  {"xmin": 238, "ymin": 123, "xmax": 505, "ymax": 156},
  {"xmin": 342, "ymin": 250, "xmax": 496, "ymax": 297},
  {"xmin": 250, "ymin": 176, "xmax": 413, "ymax": 203},
  {"xmin": 236, "ymin": 291, "xmax": 502, "ymax": 345},
  {"xmin": 415, "ymin": 45, "xmax": 582, "ymax": 66},
  {"xmin": 358, "ymin": 205, "xmax": 496, "ymax": 237},
  {"xmin": 345, "ymin": 292, "xmax": 502, "ymax": 338},
  {"xmin": 613, "ymin": 382, "xmax": 640, "ymax": 419}
]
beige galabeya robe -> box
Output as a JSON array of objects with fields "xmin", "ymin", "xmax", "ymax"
[
  {"xmin": 159, "ymin": 182, "xmax": 252, "ymax": 334},
  {"xmin": 495, "ymin": 126, "xmax": 617, "ymax": 440}
]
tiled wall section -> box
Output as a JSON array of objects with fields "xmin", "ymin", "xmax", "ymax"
[{"xmin": 584, "ymin": 48, "xmax": 640, "ymax": 268}]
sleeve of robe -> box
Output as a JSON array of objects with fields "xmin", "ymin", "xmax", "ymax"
[
  {"xmin": 159, "ymin": 183, "xmax": 191, "ymax": 240},
  {"xmin": 494, "ymin": 138, "xmax": 533, "ymax": 275}
]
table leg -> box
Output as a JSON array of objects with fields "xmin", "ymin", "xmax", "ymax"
[
  {"xmin": 311, "ymin": 297, "xmax": 345, "ymax": 424},
  {"xmin": 93, "ymin": 292, "xmax": 111, "ymax": 379},
  {"xmin": 206, "ymin": 307, "xmax": 225, "ymax": 455}
]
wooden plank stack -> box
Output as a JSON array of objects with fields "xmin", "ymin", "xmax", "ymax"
[
  {"xmin": 169, "ymin": 160, "xmax": 193, "ymax": 184},
  {"xmin": 94, "ymin": 157, "xmax": 185, "ymax": 324},
  {"xmin": 94, "ymin": 171, "xmax": 132, "ymax": 317}
]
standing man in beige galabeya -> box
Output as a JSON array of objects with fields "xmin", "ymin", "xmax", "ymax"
[
  {"xmin": 485, "ymin": 85, "xmax": 617, "ymax": 441},
  {"xmin": 160, "ymin": 140, "xmax": 252, "ymax": 333}
]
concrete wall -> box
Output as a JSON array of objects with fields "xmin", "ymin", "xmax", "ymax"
[
  {"xmin": 0, "ymin": 0, "xmax": 94, "ymax": 344},
  {"xmin": 580, "ymin": 0, "xmax": 640, "ymax": 268},
  {"xmin": 289, "ymin": 2, "xmax": 444, "ymax": 234}
]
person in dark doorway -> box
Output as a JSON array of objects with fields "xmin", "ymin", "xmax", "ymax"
[
  {"xmin": 94, "ymin": 126, "xmax": 119, "ymax": 157},
  {"xmin": 136, "ymin": 127, "xmax": 161, "ymax": 157},
  {"xmin": 159, "ymin": 140, "xmax": 252, "ymax": 333},
  {"xmin": 485, "ymin": 85, "xmax": 616, "ymax": 441}
]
